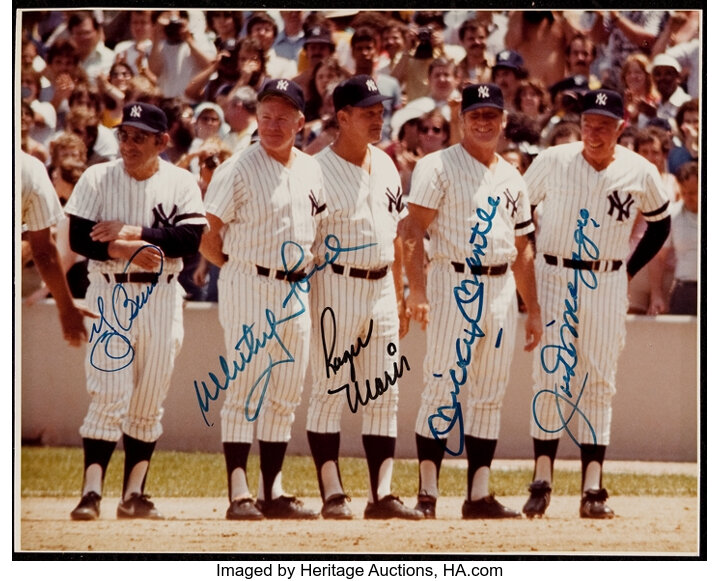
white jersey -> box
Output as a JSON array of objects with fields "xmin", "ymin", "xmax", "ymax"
[
  {"xmin": 204, "ymin": 142, "xmax": 326, "ymax": 274},
  {"xmin": 313, "ymin": 145, "xmax": 406, "ymax": 269},
  {"xmin": 65, "ymin": 158, "xmax": 206, "ymax": 275},
  {"xmin": 525, "ymin": 141, "xmax": 670, "ymax": 260},
  {"xmin": 21, "ymin": 151, "xmax": 64, "ymax": 232},
  {"xmin": 408, "ymin": 145, "xmax": 534, "ymax": 265}
]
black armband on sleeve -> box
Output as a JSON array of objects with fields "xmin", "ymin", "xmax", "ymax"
[
  {"xmin": 140, "ymin": 223, "xmax": 205, "ymax": 258},
  {"xmin": 68, "ymin": 214, "xmax": 111, "ymax": 261},
  {"xmin": 626, "ymin": 216, "xmax": 671, "ymax": 278}
]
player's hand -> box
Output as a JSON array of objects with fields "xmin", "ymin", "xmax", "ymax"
[
  {"xmin": 91, "ymin": 221, "xmax": 142, "ymax": 242},
  {"xmin": 58, "ymin": 302, "xmax": 98, "ymax": 347},
  {"xmin": 405, "ymin": 291, "xmax": 430, "ymax": 330},
  {"xmin": 646, "ymin": 295, "xmax": 667, "ymax": 316},
  {"xmin": 523, "ymin": 309, "xmax": 543, "ymax": 351}
]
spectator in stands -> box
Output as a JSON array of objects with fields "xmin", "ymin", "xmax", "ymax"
[
  {"xmin": 49, "ymin": 131, "xmax": 87, "ymax": 170},
  {"xmin": 63, "ymin": 105, "xmax": 110, "ymax": 166},
  {"xmin": 293, "ymin": 25, "xmax": 338, "ymax": 101},
  {"xmin": 491, "ymin": 49, "xmax": 527, "ymax": 111},
  {"xmin": 21, "ymin": 67, "xmax": 57, "ymax": 148},
  {"xmin": 651, "ymin": 53, "xmax": 691, "ymax": 131},
  {"xmin": 21, "ymin": 101, "xmax": 49, "ymax": 164},
  {"xmin": 543, "ymin": 119, "xmax": 581, "ymax": 148},
  {"xmin": 648, "ymin": 161, "xmax": 698, "ymax": 315},
  {"xmin": 246, "ymin": 11, "xmax": 297, "ymax": 80},
  {"xmin": 184, "ymin": 38, "xmax": 241, "ymax": 104},
  {"xmin": 668, "ymin": 98, "xmax": 699, "ymax": 176},
  {"xmin": 455, "ymin": 18, "xmax": 494, "ymax": 90},
  {"xmin": 621, "ymin": 52, "xmax": 660, "ymax": 127},
  {"xmin": 304, "ymin": 56, "xmax": 347, "ymax": 124},
  {"xmin": 113, "ymin": 10, "xmax": 154, "ymax": 79},
  {"xmin": 514, "ymin": 78, "xmax": 552, "ymax": 131},
  {"xmin": 378, "ymin": 20, "xmax": 408, "ymax": 78},
  {"xmin": 159, "ymin": 97, "xmax": 195, "ymax": 164},
  {"xmin": 148, "ymin": 10, "xmax": 216, "ymax": 101},
  {"xmin": 67, "ymin": 11, "xmax": 114, "ymax": 83},
  {"xmin": 274, "ymin": 10, "xmax": 306, "ymax": 63},
  {"xmin": 564, "ymin": 33, "xmax": 600, "ymax": 87},
  {"xmin": 96, "ymin": 61, "xmax": 135, "ymax": 128},
  {"xmin": 505, "ymin": 11, "xmax": 582, "ymax": 87},
  {"xmin": 205, "ymin": 10, "xmax": 243, "ymax": 50},
  {"xmin": 222, "ymin": 86, "xmax": 259, "ymax": 153},
  {"xmin": 225, "ymin": 37, "xmax": 269, "ymax": 94},
  {"xmin": 41, "ymin": 38, "xmax": 86, "ymax": 117}
]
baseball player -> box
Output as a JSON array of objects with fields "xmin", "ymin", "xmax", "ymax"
[
  {"xmin": 521, "ymin": 89, "xmax": 671, "ymax": 519},
  {"xmin": 305, "ymin": 75, "xmax": 422, "ymax": 520},
  {"xmin": 20, "ymin": 150, "xmax": 95, "ymax": 345},
  {"xmin": 65, "ymin": 102, "xmax": 207, "ymax": 520},
  {"xmin": 200, "ymin": 79, "xmax": 324, "ymax": 520},
  {"xmin": 404, "ymin": 83, "xmax": 543, "ymax": 519}
]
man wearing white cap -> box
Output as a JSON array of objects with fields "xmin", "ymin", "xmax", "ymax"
[{"xmin": 651, "ymin": 53, "xmax": 691, "ymax": 130}]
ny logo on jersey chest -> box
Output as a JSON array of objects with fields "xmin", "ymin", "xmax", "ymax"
[
  {"xmin": 502, "ymin": 188, "xmax": 519, "ymax": 218},
  {"xmin": 152, "ymin": 203, "xmax": 178, "ymax": 228},
  {"xmin": 607, "ymin": 191, "xmax": 634, "ymax": 222},
  {"xmin": 309, "ymin": 190, "xmax": 326, "ymax": 216},
  {"xmin": 385, "ymin": 186, "xmax": 404, "ymax": 213}
]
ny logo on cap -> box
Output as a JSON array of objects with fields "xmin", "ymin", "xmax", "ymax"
[
  {"xmin": 595, "ymin": 93, "xmax": 608, "ymax": 106},
  {"xmin": 276, "ymin": 80, "xmax": 289, "ymax": 91},
  {"xmin": 366, "ymin": 79, "xmax": 378, "ymax": 93},
  {"xmin": 478, "ymin": 85, "xmax": 490, "ymax": 99},
  {"xmin": 499, "ymin": 50, "xmax": 509, "ymax": 61},
  {"xmin": 130, "ymin": 105, "xmax": 143, "ymax": 118}
]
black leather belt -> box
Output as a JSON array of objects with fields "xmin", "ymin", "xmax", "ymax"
[
  {"xmin": 102, "ymin": 273, "xmax": 174, "ymax": 283},
  {"xmin": 331, "ymin": 263, "xmax": 388, "ymax": 280},
  {"xmin": 256, "ymin": 265, "xmax": 306, "ymax": 283},
  {"xmin": 543, "ymin": 254, "xmax": 622, "ymax": 272},
  {"xmin": 451, "ymin": 261, "xmax": 508, "ymax": 276}
]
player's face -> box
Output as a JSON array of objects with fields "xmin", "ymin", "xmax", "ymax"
[
  {"xmin": 461, "ymin": 107, "xmax": 505, "ymax": 151},
  {"xmin": 117, "ymin": 126, "xmax": 165, "ymax": 175},
  {"xmin": 257, "ymin": 97, "xmax": 304, "ymax": 161},
  {"xmin": 342, "ymin": 103, "xmax": 385, "ymax": 145},
  {"xmin": 580, "ymin": 114, "xmax": 624, "ymax": 170}
]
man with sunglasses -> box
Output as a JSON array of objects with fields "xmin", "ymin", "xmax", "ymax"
[{"xmin": 65, "ymin": 102, "xmax": 207, "ymax": 521}]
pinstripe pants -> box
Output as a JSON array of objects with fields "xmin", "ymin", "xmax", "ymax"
[
  {"xmin": 530, "ymin": 259, "xmax": 628, "ymax": 446},
  {"xmin": 415, "ymin": 261, "xmax": 519, "ymax": 441},
  {"xmin": 218, "ymin": 270, "xmax": 311, "ymax": 443},
  {"xmin": 305, "ymin": 268, "xmax": 400, "ymax": 437},
  {"xmin": 80, "ymin": 273, "xmax": 184, "ymax": 443}
]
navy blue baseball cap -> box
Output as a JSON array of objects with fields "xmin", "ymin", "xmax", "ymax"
[
  {"xmin": 461, "ymin": 83, "xmax": 504, "ymax": 113},
  {"xmin": 304, "ymin": 26, "xmax": 335, "ymax": 47},
  {"xmin": 257, "ymin": 78, "xmax": 305, "ymax": 112},
  {"xmin": 120, "ymin": 102, "xmax": 168, "ymax": 133},
  {"xmin": 493, "ymin": 49, "xmax": 524, "ymax": 72},
  {"xmin": 581, "ymin": 89, "xmax": 624, "ymax": 120},
  {"xmin": 333, "ymin": 75, "xmax": 391, "ymax": 112}
]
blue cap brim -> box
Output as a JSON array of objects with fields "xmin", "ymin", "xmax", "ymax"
[
  {"xmin": 581, "ymin": 109, "xmax": 623, "ymax": 120},
  {"xmin": 461, "ymin": 103, "xmax": 504, "ymax": 114},
  {"xmin": 258, "ymin": 90, "xmax": 303, "ymax": 111},
  {"xmin": 120, "ymin": 121, "xmax": 164, "ymax": 133}
]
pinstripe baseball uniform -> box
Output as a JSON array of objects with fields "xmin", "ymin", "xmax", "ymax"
[
  {"xmin": 65, "ymin": 158, "xmax": 206, "ymax": 442},
  {"xmin": 525, "ymin": 141, "xmax": 670, "ymax": 446},
  {"xmin": 203, "ymin": 141, "xmax": 326, "ymax": 444},
  {"xmin": 306, "ymin": 144, "xmax": 406, "ymax": 437},
  {"xmin": 409, "ymin": 145, "xmax": 534, "ymax": 441},
  {"xmin": 21, "ymin": 151, "xmax": 64, "ymax": 232}
]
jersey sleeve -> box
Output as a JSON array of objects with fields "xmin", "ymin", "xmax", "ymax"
[
  {"xmin": 407, "ymin": 153, "xmax": 446, "ymax": 210},
  {"xmin": 20, "ymin": 153, "xmax": 64, "ymax": 231},
  {"xmin": 203, "ymin": 156, "xmax": 242, "ymax": 224},
  {"xmin": 523, "ymin": 149, "xmax": 551, "ymax": 207},
  {"xmin": 638, "ymin": 162, "xmax": 671, "ymax": 223},
  {"xmin": 64, "ymin": 165, "xmax": 103, "ymax": 222}
]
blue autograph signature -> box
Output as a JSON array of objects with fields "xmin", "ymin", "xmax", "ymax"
[
  {"xmin": 428, "ymin": 196, "xmax": 499, "ymax": 456},
  {"xmin": 193, "ymin": 235, "xmax": 375, "ymax": 427},
  {"xmin": 533, "ymin": 208, "xmax": 599, "ymax": 445},
  {"xmin": 88, "ymin": 245, "xmax": 164, "ymax": 372}
]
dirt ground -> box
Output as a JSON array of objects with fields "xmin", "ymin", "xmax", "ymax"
[{"xmin": 18, "ymin": 494, "xmax": 698, "ymax": 555}]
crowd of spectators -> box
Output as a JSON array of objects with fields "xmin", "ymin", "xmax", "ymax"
[{"xmin": 19, "ymin": 9, "xmax": 701, "ymax": 315}]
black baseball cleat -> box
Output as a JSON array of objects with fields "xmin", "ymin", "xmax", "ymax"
[
  {"xmin": 116, "ymin": 493, "xmax": 164, "ymax": 519},
  {"xmin": 364, "ymin": 495, "xmax": 424, "ymax": 520},
  {"xmin": 226, "ymin": 498, "xmax": 264, "ymax": 520},
  {"xmin": 461, "ymin": 495, "xmax": 521, "ymax": 519},
  {"xmin": 523, "ymin": 479, "xmax": 552, "ymax": 518},
  {"xmin": 70, "ymin": 491, "xmax": 101, "ymax": 521},
  {"xmin": 321, "ymin": 494, "xmax": 353, "ymax": 520},
  {"xmin": 257, "ymin": 495, "xmax": 319, "ymax": 519},
  {"xmin": 580, "ymin": 488, "xmax": 615, "ymax": 519},
  {"xmin": 414, "ymin": 491, "xmax": 437, "ymax": 519}
]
